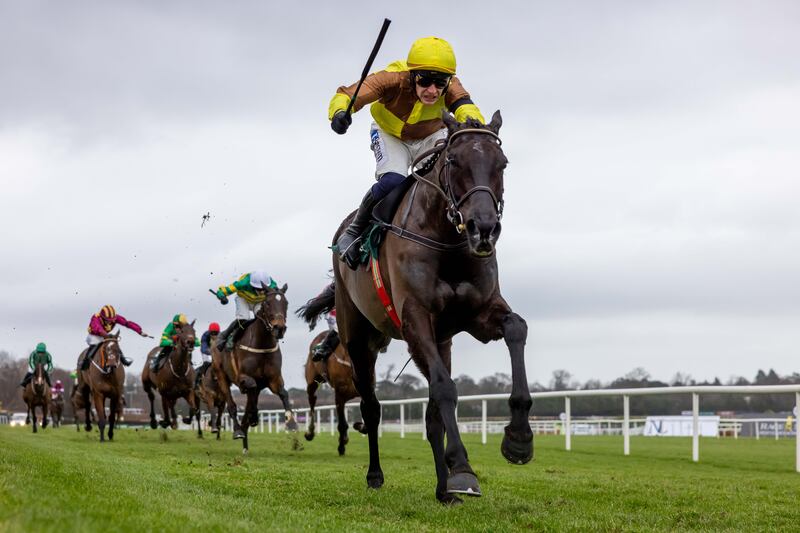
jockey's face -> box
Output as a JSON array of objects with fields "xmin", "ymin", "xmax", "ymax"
[
  {"xmin": 414, "ymin": 73, "xmax": 449, "ymax": 105},
  {"xmin": 416, "ymin": 83, "xmax": 442, "ymax": 105}
]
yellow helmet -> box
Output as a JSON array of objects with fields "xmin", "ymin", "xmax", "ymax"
[
  {"xmin": 173, "ymin": 313, "xmax": 188, "ymax": 325},
  {"xmin": 407, "ymin": 37, "xmax": 456, "ymax": 75}
]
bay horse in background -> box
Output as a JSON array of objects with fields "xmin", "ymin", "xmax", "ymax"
[
  {"xmin": 141, "ymin": 321, "xmax": 201, "ymax": 436},
  {"xmin": 303, "ymin": 331, "xmax": 367, "ymax": 455},
  {"xmin": 22, "ymin": 363, "xmax": 50, "ymax": 433},
  {"xmin": 76, "ymin": 333, "xmax": 126, "ymax": 441},
  {"xmin": 212, "ymin": 283, "xmax": 297, "ymax": 453},
  {"xmin": 195, "ymin": 363, "xmax": 226, "ymax": 440},
  {"xmin": 317, "ymin": 112, "xmax": 532, "ymax": 504},
  {"xmin": 50, "ymin": 390, "xmax": 64, "ymax": 428}
]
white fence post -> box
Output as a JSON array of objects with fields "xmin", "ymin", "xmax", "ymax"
[
  {"xmin": 755, "ymin": 420, "xmax": 760, "ymax": 440},
  {"xmin": 316, "ymin": 408, "xmax": 321, "ymax": 430},
  {"xmin": 330, "ymin": 407, "xmax": 335, "ymax": 436},
  {"xmin": 267, "ymin": 411, "xmax": 273, "ymax": 433},
  {"xmin": 400, "ymin": 404, "xmax": 405, "ymax": 438},
  {"xmin": 623, "ymin": 395, "xmax": 630, "ymax": 456},
  {"xmin": 565, "ymin": 397, "xmax": 571, "ymax": 451},
  {"xmin": 775, "ymin": 420, "xmax": 779, "ymax": 441},
  {"xmin": 692, "ymin": 393, "xmax": 699, "ymax": 463},
  {"xmin": 481, "ymin": 399, "xmax": 487, "ymax": 445},
  {"xmin": 259, "ymin": 412, "xmax": 264, "ymax": 433},
  {"xmin": 796, "ymin": 393, "xmax": 799, "ymax": 473}
]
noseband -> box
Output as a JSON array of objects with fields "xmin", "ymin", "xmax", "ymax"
[{"xmin": 412, "ymin": 128, "xmax": 504, "ymax": 233}]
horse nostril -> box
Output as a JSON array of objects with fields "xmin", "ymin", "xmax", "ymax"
[
  {"xmin": 491, "ymin": 221, "xmax": 502, "ymax": 238},
  {"xmin": 466, "ymin": 219, "xmax": 478, "ymax": 235}
]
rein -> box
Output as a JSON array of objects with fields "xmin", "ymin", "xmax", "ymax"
[
  {"xmin": 386, "ymin": 127, "xmax": 503, "ymax": 249},
  {"xmin": 241, "ymin": 298, "xmax": 283, "ymax": 355}
]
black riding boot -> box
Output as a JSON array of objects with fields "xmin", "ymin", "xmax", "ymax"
[
  {"xmin": 216, "ymin": 320, "xmax": 240, "ymax": 351},
  {"xmin": 312, "ymin": 330, "xmax": 340, "ymax": 362},
  {"xmin": 195, "ymin": 362, "xmax": 211, "ymax": 388},
  {"xmin": 151, "ymin": 346, "xmax": 172, "ymax": 371},
  {"xmin": 20, "ymin": 372, "xmax": 32, "ymax": 388},
  {"xmin": 335, "ymin": 190, "xmax": 376, "ymax": 270},
  {"xmin": 81, "ymin": 344, "xmax": 100, "ymax": 371},
  {"xmin": 121, "ymin": 355, "xmax": 133, "ymax": 367}
]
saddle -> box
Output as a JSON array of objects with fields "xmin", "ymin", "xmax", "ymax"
[{"xmin": 354, "ymin": 175, "xmax": 418, "ymax": 267}]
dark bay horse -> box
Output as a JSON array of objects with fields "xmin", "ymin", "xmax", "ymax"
[
  {"xmin": 142, "ymin": 321, "xmax": 201, "ymax": 436},
  {"xmin": 318, "ymin": 112, "xmax": 532, "ymax": 504},
  {"xmin": 76, "ymin": 333, "xmax": 125, "ymax": 441},
  {"xmin": 212, "ymin": 284, "xmax": 297, "ymax": 453},
  {"xmin": 50, "ymin": 391, "xmax": 64, "ymax": 428},
  {"xmin": 22, "ymin": 363, "xmax": 50, "ymax": 433},
  {"xmin": 301, "ymin": 330, "xmax": 366, "ymax": 455},
  {"xmin": 195, "ymin": 365, "xmax": 226, "ymax": 440}
]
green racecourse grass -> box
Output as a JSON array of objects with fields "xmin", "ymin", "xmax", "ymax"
[{"xmin": 2, "ymin": 425, "xmax": 800, "ymax": 532}]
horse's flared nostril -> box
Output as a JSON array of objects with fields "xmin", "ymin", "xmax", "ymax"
[{"xmin": 466, "ymin": 219, "xmax": 479, "ymax": 236}]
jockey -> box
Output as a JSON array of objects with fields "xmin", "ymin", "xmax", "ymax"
[
  {"xmin": 150, "ymin": 314, "xmax": 199, "ymax": 371},
  {"xmin": 51, "ymin": 379, "xmax": 65, "ymax": 399},
  {"xmin": 82, "ymin": 305, "xmax": 148, "ymax": 369},
  {"xmin": 311, "ymin": 308, "xmax": 339, "ymax": 363},
  {"xmin": 329, "ymin": 36, "xmax": 484, "ymax": 268},
  {"xmin": 213, "ymin": 271, "xmax": 278, "ymax": 351},
  {"xmin": 195, "ymin": 322, "xmax": 220, "ymax": 388},
  {"xmin": 20, "ymin": 342, "xmax": 53, "ymax": 387}
]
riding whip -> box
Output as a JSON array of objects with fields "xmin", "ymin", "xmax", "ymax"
[{"xmin": 344, "ymin": 18, "xmax": 392, "ymax": 117}]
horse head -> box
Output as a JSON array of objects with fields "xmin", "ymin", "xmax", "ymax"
[
  {"xmin": 257, "ymin": 283, "xmax": 289, "ymax": 339},
  {"xmin": 33, "ymin": 363, "xmax": 47, "ymax": 395},
  {"xmin": 100, "ymin": 332, "xmax": 123, "ymax": 371},
  {"xmin": 175, "ymin": 320, "xmax": 198, "ymax": 352},
  {"xmin": 440, "ymin": 110, "xmax": 506, "ymax": 257}
]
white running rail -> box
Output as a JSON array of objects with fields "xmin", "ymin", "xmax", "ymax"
[{"xmin": 213, "ymin": 385, "xmax": 800, "ymax": 471}]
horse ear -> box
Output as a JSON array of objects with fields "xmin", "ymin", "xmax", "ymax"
[
  {"xmin": 190, "ymin": 319, "xmax": 196, "ymax": 327},
  {"xmin": 487, "ymin": 110, "xmax": 502, "ymax": 134},
  {"xmin": 442, "ymin": 110, "xmax": 460, "ymax": 133},
  {"xmin": 281, "ymin": 283, "xmax": 288, "ymax": 293}
]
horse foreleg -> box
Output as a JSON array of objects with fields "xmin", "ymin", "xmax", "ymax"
[
  {"xmin": 108, "ymin": 398, "xmax": 118, "ymax": 441},
  {"xmin": 403, "ymin": 300, "xmax": 476, "ymax": 504},
  {"xmin": 215, "ymin": 404, "xmax": 223, "ymax": 440},
  {"xmin": 268, "ymin": 378, "xmax": 296, "ymax": 432},
  {"xmin": 215, "ymin": 366, "xmax": 244, "ymax": 439},
  {"xmin": 93, "ymin": 393, "xmax": 107, "ymax": 442},
  {"xmin": 159, "ymin": 395, "xmax": 171, "ymax": 429},
  {"xmin": 82, "ymin": 389, "xmax": 92, "ymax": 432},
  {"xmin": 169, "ymin": 400, "xmax": 178, "ymax": 430},
  {"xmin": 345, "ymin": 336, "xmax": 383, "ymax": 490},
  {"xmin": 335, "ymin": 395, "xmax": 350, "ymax": 456},
  {"xmin": 31, "ymin": 404, "xmax": 38, "ymax": 433},
  {"xmin": 143, "ymin": 381, "xmax": 158, "ymax": 430},
  {"xmin": 471, "ymin": 303, "xmax": 533, "ymax": 465},
  {"xmin": 304, "ymin": 381, "xmax": 319, "ymax": 442}
]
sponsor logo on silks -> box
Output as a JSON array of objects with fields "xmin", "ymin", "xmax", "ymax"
[{"xmin": 370, "ymin": 129, "xmax": 384, "ymax": 163}]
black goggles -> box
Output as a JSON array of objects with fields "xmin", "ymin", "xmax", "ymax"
[{"xmin": 414, "ymin": 72, "xmax": 451, "ymax": 89}]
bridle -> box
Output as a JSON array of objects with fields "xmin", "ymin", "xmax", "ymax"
[
  {"xmin": 92, "ymin": 339, "xmax": 119, "ymax": 375},
  {"xmin": 256, "ymin": 291, "xmax": 286, "ymax": 333},
  {"xmin": 412, "ymin": 127, "xmax": 504, "ymax": 234}
]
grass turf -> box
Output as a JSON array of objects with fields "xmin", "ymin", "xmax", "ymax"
[{"xmin": 1, "ymin": 424, "xmax": 799, "ymax": 532}]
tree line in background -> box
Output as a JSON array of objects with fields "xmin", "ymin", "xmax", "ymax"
[{"xmin": 2, "ymin": 350, "xmax": 798, "ymax": 419}]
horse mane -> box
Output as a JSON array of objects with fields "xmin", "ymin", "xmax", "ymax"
[{"xmin": 295, "ymin": 282, "xmax": 336, "ymax": 330}]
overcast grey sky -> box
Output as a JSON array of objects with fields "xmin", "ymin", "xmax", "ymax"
[{"xmin": 1, "ymin": 1, "xmax": 799, "ymax": 389}]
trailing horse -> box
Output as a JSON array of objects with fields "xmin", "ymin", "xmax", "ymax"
[
  {"xmin": 319, "ymin": 111, "xmax": 533, "ymax": 504},
  {"xmin": 212, "ymin": 283, "xmax": 296, "ymax": 453},
  {"xmin": 22, "ymin": 363, "xmax": 50, "ymax": 433},
  {"xmin": 300, "ymin": 329, "xmax": 366, "ymax": 456},
  {"xmin": 141, "ymin": 321, "xmax": 202, "ymax": 436},
  {"xmin": 75, "ymin": 333, "xmax": 125, "ymax": 441},
  {"xmin": 195, "ymin": 364, "xmax": 226, "ymax": 440},
  {"xmin": 50, "ymin": 392, "xmax": 64, "ymax": 428}
]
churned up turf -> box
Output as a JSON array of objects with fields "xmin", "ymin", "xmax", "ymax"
[{"xmin": 1, "ymin": 425, "xmax": 799, "ymax": 532}]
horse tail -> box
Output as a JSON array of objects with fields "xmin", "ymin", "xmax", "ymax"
[{"xmin": 295, "ymin": 282, "xmax": 335, "ymax": 330}]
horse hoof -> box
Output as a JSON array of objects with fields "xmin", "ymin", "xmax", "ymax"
[
  {"xmin": 286, "ymin": 420, "xmax": 298, "ymax": 432},
  {"xmin": 182, "ymin": 417, "xmax": 192, "ymax": 425},
  {"xmin": 438, "ymin": 493, "xmax": 464, "ymax": 506},
  {"xmin": 85, "ymin": 425, "xmax": 92, "ymax": 432},
  {"xmin": 210, "ymin": 427, "xmax": 219, "ymax": 434},
  {"xmin": 366, "ymin": 472, "xmax": 384, "ymax": 489},
  {"xmin": 304, "ymin": 432, "xmax": 314, "ymax": 442},
  {"xmin": 149, "ymin": 420, "xmax": 158, "ymax": 430},
  {"xmin": 446, "ymin": 472, "xmax": 482, "ymax": 497},
  {"xmin": 233, "ymin": 430, "xmax": 246, "ymax": 440},
  {"xmin": 353, "ymin": 422, "xmax": 367, "ymax": 434},
  {"xmin": 242, "ymin": 448, "xmax": 248, "ymax": 455},
  {"xmin": 501, "ymin": 427, "xmax": 534, "ymax": 465},
  {"xmin": 337, "ymin": 446, "xmax": 346, "ymax": 456}
]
